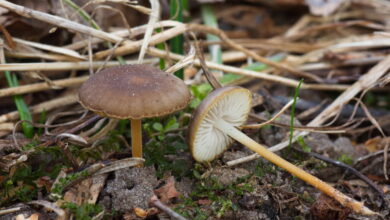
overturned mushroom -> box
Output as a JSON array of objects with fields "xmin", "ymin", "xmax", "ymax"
[
  {"xmin": 79, "ymin": 64, "xmax": 191, "ymax": 159},
  {"xmin": 188, "ymin": 86, "xmax": 376, "ymax": 216}
]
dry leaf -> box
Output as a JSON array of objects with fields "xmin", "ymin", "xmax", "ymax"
[
  {"xmin": 154, "ymin": 176, "xmax": 180, "ymax": 203},
  {"xmin": 134, "ymin": 207, "xmax": 148, "ymax": 219},
  {"xmin": 364, "ymin": 136, "xmax": 389, "ymax": 153},
  {"xmin": 15, "ymin": 213, "xmax": 40, "ymax": 220}
]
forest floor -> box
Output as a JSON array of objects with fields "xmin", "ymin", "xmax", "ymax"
[{"xmin": 0, "ymin": 0, "xmax": 389, "ymax": 219}]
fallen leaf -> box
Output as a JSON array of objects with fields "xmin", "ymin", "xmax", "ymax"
[
  {"xmin": 364, "ymin": 136, "xmax": 389, "ymax": 153},
  {"xmin": 15, "ymin": 213, "xmax": 40, "ymax": 220},
  {"xmin": 154, "ymin": 176, "xmax": 180, "ymax": 203},
  {"xmin": 134, "ymin": 207, "xmax": 148, "ymax": 219}
]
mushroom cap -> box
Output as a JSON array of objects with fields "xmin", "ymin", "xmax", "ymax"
[
  {"xmin": 188, "ymin": 86, "xmax": 252, "ymax": 162},
  {"xmin": 78, "ymin": 64, "xmax": 191, "ymax": 119}
]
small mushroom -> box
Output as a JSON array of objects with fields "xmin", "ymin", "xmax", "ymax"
[
  {"xmin": 79, "ymin": 64, "xmax": 191, "ymax": 159},
  {"xmin": 188, "ymin": 86, "xmax": 375, "ymax": 216}
]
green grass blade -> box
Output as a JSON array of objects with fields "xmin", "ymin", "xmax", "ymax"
[
  {"xmin": 169, "ymin": 0, "xmax": 184, "ymax": 79},
  {"xmin": 4, "ymin": 71, "xmax": 34, "ymax": 138},
  {"xmin": 156, "ymin": 28, "xmax": 166, "ymax": 70},
  {"xmin": 201, "ymin": 4, "xmax": 222, "ymax": 66},
  {"xmin": 288, "ymin": 79, "xmax": 304, "ymax": 149}
]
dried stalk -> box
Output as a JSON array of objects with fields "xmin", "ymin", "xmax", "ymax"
[
  {"xmin": 147, "ymin": 47, "xmax": 352, "ymax": 91},
  {"xmin": 0, "ymin": 76, "xmax": 88, "ymax": 97},
  {"xmin": 94, "ymin": 24, "xmax": 187, "ymax": 59},
  {"xmin": 0, "ymin": 0, "xmax": 122, "ymax": 43},
  {"xmin": 0, "ymin": 94, "xmax": 78, "ymax": 123},
  {"xmin": 0, "ymin": 59, "xmax": 158, "ymax": 72}
]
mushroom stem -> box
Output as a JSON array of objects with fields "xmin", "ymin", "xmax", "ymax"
[
  {"xmin": 213, "ymin": 118, "xmax": 376, "ymax": 216},
  {"xmin": 131, "ymin": 119, "xmax": 143, "ymax": 158}
]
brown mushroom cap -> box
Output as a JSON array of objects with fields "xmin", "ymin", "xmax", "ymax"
[{"xmin": 78, "ymin": 64, "xmax": 191, "ymax": 119}]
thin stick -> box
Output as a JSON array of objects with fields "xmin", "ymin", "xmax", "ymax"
[
  {"xmin": 300, "ymin": 149, "xmax": 386, "ymax": 201},
  {"xmin": 150, "ymin": 195, "xmax": 188, "ymax": 220},
  {"xmin": 94, "ymin": 24, "xmax": 187, "ymax": 59},
  {"xmin": 88, "ymin": 119, "xmax": 119, "ymax": 143},
  {"xmin": 5, "ymin": 51, "xmax": 81, "ymax": 62},
  {"xmin": 0, "ymin": 0, "xmax": 122, "ymax": 43},
  {"xmin": 0, "ymin": 76, "xmax": 88, "ymax": 97},
  {"xmin": 13, "ymin": 38, "xmax": 86, "ymax": 60},
  {"xmin": 0, "ymin": 207, "xmax": 21, "ymax": 216},
  {"xmin": 147, "ymin": 47, "xmax": 351, "ymax": 91},
  {"xmin": 64, "ymin": 20, "xmax": 182, "ymax": 51},
  {"xmin": 0, "ymin": 59, "xmax": 158, "ymax": 72},
  {"xmin": 138, "ymin": 0, "xmax": 160, "ymax": 63},
  {"xmin": 0, "ymin": 94, "xmax": 78, "ymax": 123},
  {"xmin": 188, "ymin": 24, "xmax": 324, "ymax": 82},
  {"xmin": 242, "ymin": 100, "xmax": 294, "ymax": 129}
]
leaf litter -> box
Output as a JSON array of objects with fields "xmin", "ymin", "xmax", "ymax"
[{"xmin": 0, "ymin": 0, "xmax": 389, "ymax": 219}]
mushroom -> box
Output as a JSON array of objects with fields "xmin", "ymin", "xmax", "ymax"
[
  {"xmin": 188, "ymin": 86, "xmax": 375, "ymax": 215},
  {"xmin": 78, "ymin": 64, "xmax": 191, "ymax": 159}
]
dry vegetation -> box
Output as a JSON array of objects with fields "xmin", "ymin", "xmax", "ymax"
[{"xmin": 0, "ymin": 0, "xmax": 389, "ymax": 219}]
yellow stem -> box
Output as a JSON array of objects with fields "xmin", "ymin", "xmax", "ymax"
[
  {"xmin": 214, "ymin": 118, "xmax": 376, "ymax": 216},
  {"xmin": 131, "ymin": 119, "xmax": 143, "ymax": 158}
]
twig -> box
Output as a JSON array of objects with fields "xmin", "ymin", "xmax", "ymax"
[
  {"xmin": 87, "ymin": 119, "xmax": 119, "ymax": 143},
  {"xmin": 149, "ymin": 195, "xmax": 187, "ymax": 220},
  {"xmin": 194, "ymin": 40, "xmax": 222, "ymax": 89},
  {"xmin": 294, "ymin": 148, "xmax": 386, "ymax": 201},
  {"xmin": 0, "ymin": 123, "xmax": 14, "ymax": 131},
  {"xmin": 242, "ymin": 100, "xmax": 294, "ymax": 129},
  {"xmin": 138, "ymin": 0, "xmax": 160, "ymax": 63},
  {"xmin": 94, "ymin": 24, "xmax": 187, "ymax": 59},
  {"xmin": 0, "ymin": 0, "xmax": 122, "ymax": 43},
  {"xmin": 64, "ymin": 20, "xmax": 182, "ymax": 51},
  {"xmin": 0, "ymin": 76, "xmax": 88, "ymax": 97},
  {"xmin": 248, "ymin": 113, "xmax": 347, "ymax": 133},
  {"xmin": 0, "ymin": 59, "xmax": 157, "ymax": 72},
  {"xmin": 0, "ymin": 94, "xmax": 78, "ymax": 123},
  {"xmin": 13, "ymin": 38, "xmax": 86, "ymax": 60},
  {"xmin": 28, "ymin": 200, "xmax": 66, "ymax": 220},
  {"xmin": 0, "ymin": 207, "xmax": 21, "ymax": 216},
  {"xmin": 94, "ymin": 158, "xmax": 145, "ymax": 175},
  {"xmin": 188, "ymin": 24, "xmax": 324, "ymax": 83},
  {"xmin": 147, "ymin": 47, "xmax": 352, "ymax": 91}
]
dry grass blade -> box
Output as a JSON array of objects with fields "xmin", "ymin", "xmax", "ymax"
[
  {"xmin": 0, "ymin": 207, "xmax": 21, "ymax": 216},
  {"xmin": 94, "ymin": 24, "xmax": 187, "ymax": 59},
  {"xmin": 64, "ymin": 20, "xmax": 182, "ymax": 51},
  {"xmin": 94, "ymin": 158, "xmax": 145, "ymax": 175},
  {"xmin": 137, "ymin": 0, "xmax": 160, "ymax": 64},
  {"xmin": 0, "ymin": 59, "xmax": 158, "ymax": 72},
  {"xmin": 0, "ymin": 76, "xmax": 88, "ymax": 97},
  {"xmin": 188, "ymin": 24, "xmax": 324, "ymax": 82},
  {"xmin": 28, "ymin": 200, "xmax": 66, "ymax": 220},
  {"xmin": 147, "ymin": 47, "xmax": 352, "ymax": 91},
  {"xmin": 0, "ymin": 0, "xmax": 122, "ymax": 43},
  {"xmin": 13, "ymin": 38, "xmax": 86, "ymax": 60},
  {"xmin": 0, "ymin": 94, "xmax": 77, "ymax": 124},
  {"xmin": 243, "ymin": 100, "xmax": 294, "ymax": 129}
]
